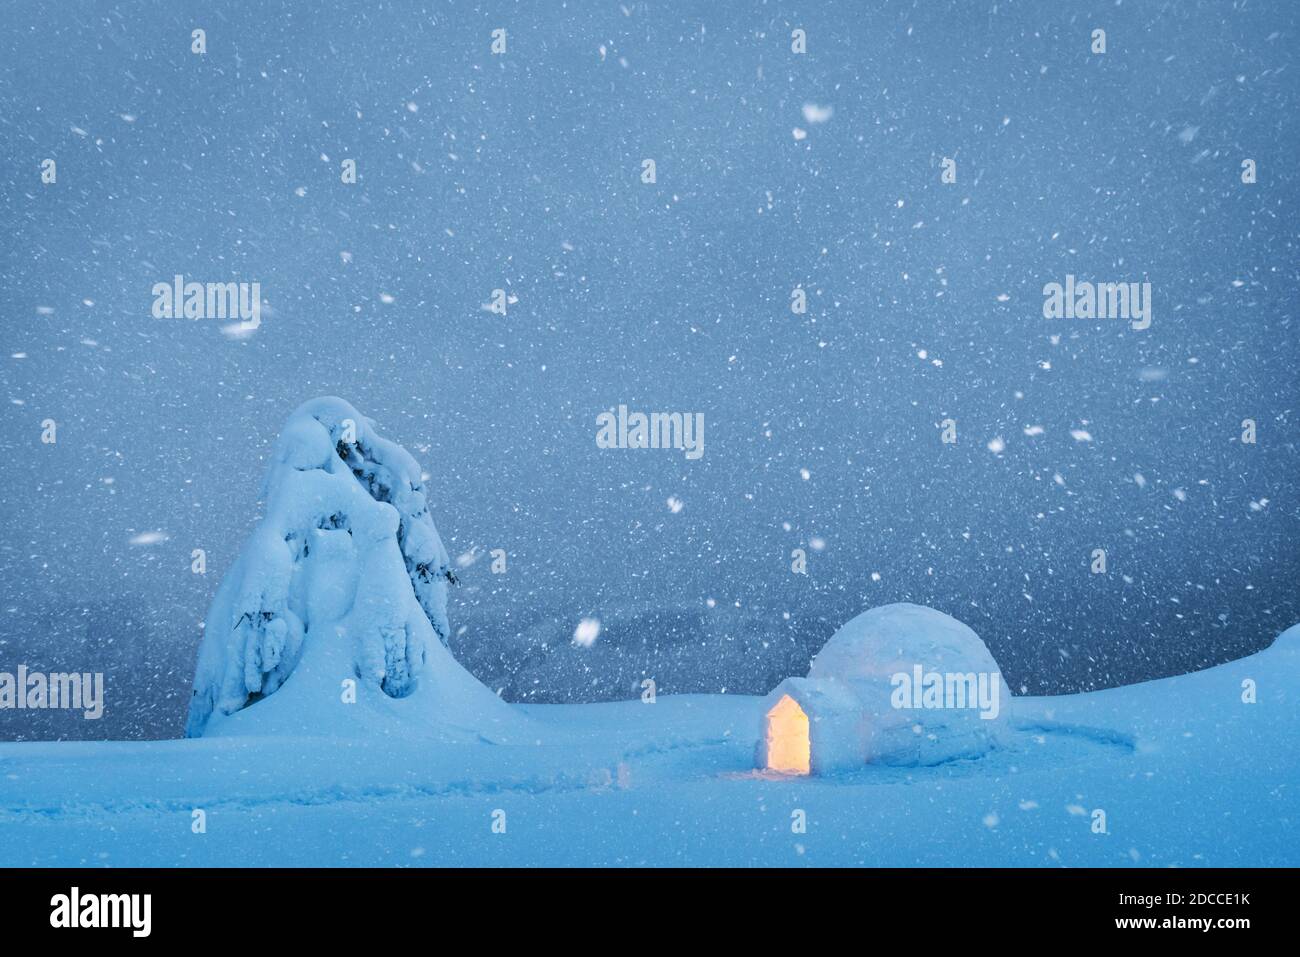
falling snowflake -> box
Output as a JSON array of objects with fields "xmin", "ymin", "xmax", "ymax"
[{"xmin": 572, "ymin": 618, "xmax": 602, "ymax": 648}]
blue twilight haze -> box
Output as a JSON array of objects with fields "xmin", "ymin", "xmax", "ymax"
[{"xmin": 0, "ymin": 1, "xmax": 1296, "ymax": 740}]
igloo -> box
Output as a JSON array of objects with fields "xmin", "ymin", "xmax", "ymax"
[{"xmin": 757, "ymin": 603, "xmax": 1012, "ymax": 774}]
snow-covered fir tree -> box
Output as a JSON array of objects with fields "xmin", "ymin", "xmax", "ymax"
[{"xmin": 185, "ymin": 397, "xmax": 521, "ymax": 741}]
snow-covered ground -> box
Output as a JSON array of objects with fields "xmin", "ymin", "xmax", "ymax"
[{"xmin": 1, "ymin": 624, "xmax": 1294, "ymax": 867}]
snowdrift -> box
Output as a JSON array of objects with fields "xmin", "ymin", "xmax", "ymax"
[{"xmin": 184, "ymin": 397, "xmax": 525, "ymax": 742}]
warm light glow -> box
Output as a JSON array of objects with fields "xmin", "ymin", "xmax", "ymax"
[{"xmin": 765, "ymin": 694, "xmax": 810, "ymax": 774}]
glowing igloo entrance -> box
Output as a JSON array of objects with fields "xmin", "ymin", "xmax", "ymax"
[{"xmin": 763, "ymin": 694, "xmax": 810, "ymax": 774}]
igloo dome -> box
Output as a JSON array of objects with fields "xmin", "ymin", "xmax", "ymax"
[{"xmin": 810, "ymin": 603, "xmax": 1005, "ymax": 686}]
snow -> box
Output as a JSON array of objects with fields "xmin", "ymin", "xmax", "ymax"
[
  {"xmin": 572, "ymin": 618, "xmax": 601, "ymax": 648},
  {"xmin": 801, "ymin": 103, "xmax": 833, "ymax": 124},
  {"xmin": 127, "ymin": 531, "xmax": 169, "ymax": 547},
  {"xmin": 0, "ymin": 624, "xmax": 1295, "ymax": 866},
  {"xmin": 185, "ymin": 397, "xmax": 526, "ymax": 744},
  {"xmin": 803, "ymin": 603, "xmax": 1013, "ymax": 766},
  {"xmin": 815, "ymin": 605, "xmax": 977, "ymax": 678}
]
